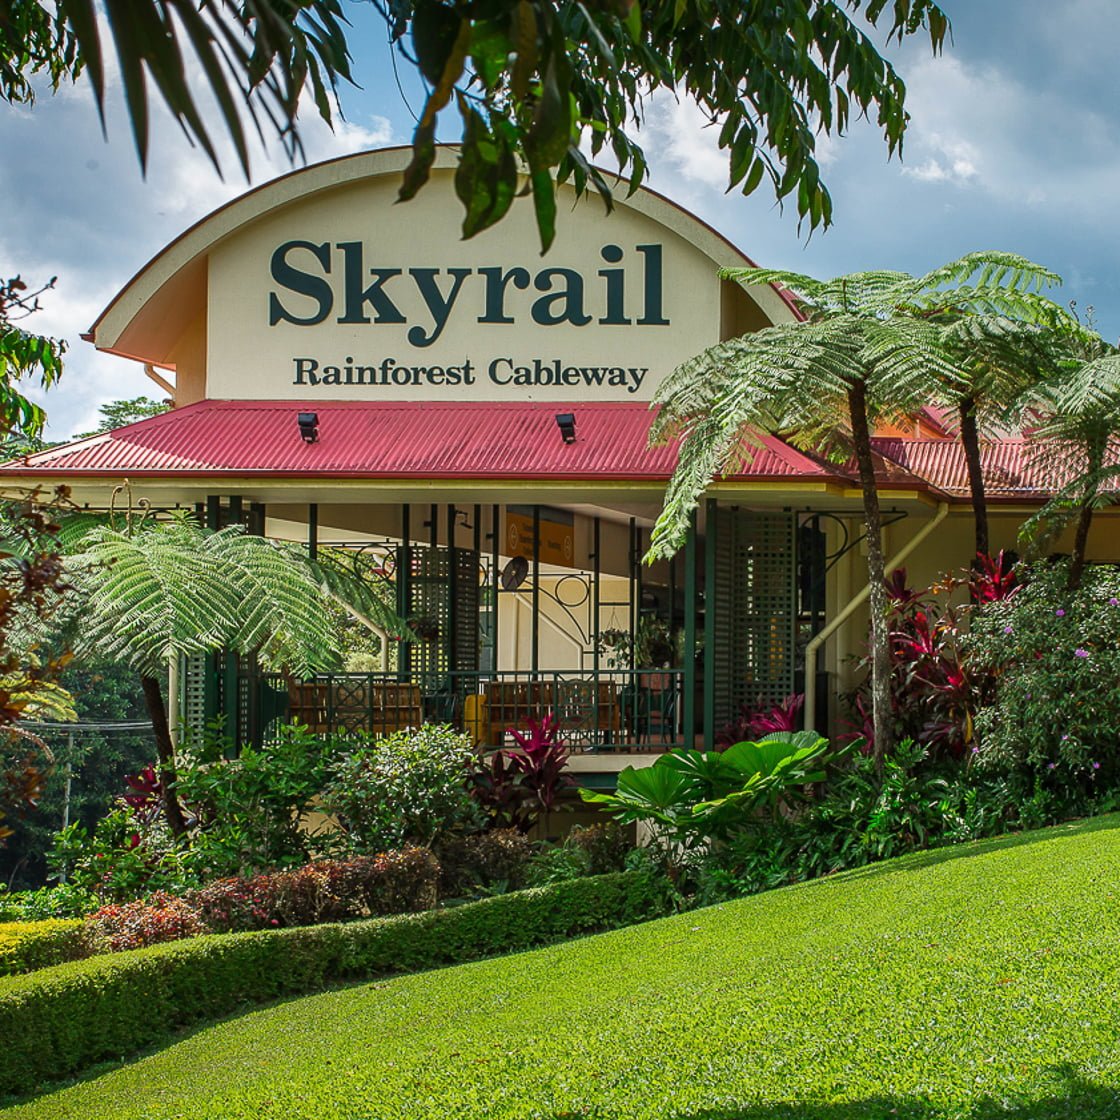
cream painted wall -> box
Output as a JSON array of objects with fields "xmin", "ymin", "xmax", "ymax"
[
  {"xmin": 206, "ymin": 169, "xmax": 723, "ymax": 403},
  {"xmin": 166, "ymin": 311, "xmax": 207, "ymax": 405}
]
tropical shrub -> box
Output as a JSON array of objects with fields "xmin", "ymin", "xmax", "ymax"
[
  {"xmin": 0, "ymin": 871, "xmax": 671, "ymax": 1095},
  {"xmin": 563, "ymin": 821, "xmax": 632, "ymax": 875},
  {"xmin": 715, "ymin": 693, "xmax": 803, "ymax": 748},
  {"xmin": 48, "ymin": 807, "xmax": 196, "ymax": 901},
  {"xmin": 842, "ymin": 554, "xmax": 1017, "ymax": 756},
  {"xmin": 435, "ymin": 829, "xmax": 533, "ymax": 898},
  {"xmin": 0, "ymin": 918, "xmax": 92, "ymax": 976},
  {"xmin": 693, "ymin": 740, "xmax": 1015, "ymax": 904},
  {"xmin": 175, "ymin": 724, "xmax": 339, "ymax": 878},
  {"xmin": 472, "ymin": 715, "xmax": 573, "ymax": 832},
  {"xmin": 0, "ymin": 881, "xmax": 99, "ymax": 920},
  {"xmin": 86, "ymin": 891, "xmax": 210, "ymax": 953},
  {"xmin": 969, "ymin": 559, "xmax": 1120, "ymax": 815},
  {"xmin": 321, "ymin": 724, "xmax": 480, "ymax": 851},
  {"xmin": 581, "ymin": 730, "xmax": 830, "ymax": 850},
  {"xmin": 526, "ymin": 822, "xmax": 635, "ymax": 886}
]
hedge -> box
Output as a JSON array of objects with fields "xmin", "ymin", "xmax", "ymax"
[
  {"xmin": 0, "ymin": 921, "xmax": 92, "ymax": 978},
  {"xmin": 0, "ymin": 870, "xmax": 669, "ymax": 1096}
]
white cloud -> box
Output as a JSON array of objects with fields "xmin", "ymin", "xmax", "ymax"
[{"xmin": 2, "ymin": 69, "xmax": 394, "ymax": 439}]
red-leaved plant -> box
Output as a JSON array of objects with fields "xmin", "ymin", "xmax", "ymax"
[
  {"xmin": 715, "ymin": 693, "xmax": 804, "ymax": 749},
  {"xmin": 847, "ymin": 554, "xmax": 1019, "ymax": 758},
  {"xmin": 472, "ymin": 715, "xmax": 573, "ymax": 832}
]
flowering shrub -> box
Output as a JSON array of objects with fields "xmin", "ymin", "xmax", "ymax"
[
  {"xmin": 968, "ymin": 559, "xmax": 1120, "ymax": 813},
  {"xmin": 86, "ymin": 891, "xmax": 210, "ymax": 952},
  {"xmin": 321, "ymin": 725, "xmax": 480, "ymax": 852}
]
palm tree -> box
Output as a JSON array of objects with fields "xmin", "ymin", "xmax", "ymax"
[
  {"xmin": 647, "ymin": 254, "xmax": 1068, "ymax": 762},
  {"xmin": 1018, "ymin": 332, "xmax": 1120, "ymax": 590},
  {"xmin": 62, "ymin": 514, "xmax": 406, "ymax": 835}
]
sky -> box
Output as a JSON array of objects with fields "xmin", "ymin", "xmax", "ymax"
[{"xmin": 3, "ymin": 0, "xmax": 1119, "ymax": 440}]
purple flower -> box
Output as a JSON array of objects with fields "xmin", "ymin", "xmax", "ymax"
[
  {"xmin": 1048, "ymin": 762, "xmax": 1057, "ymax": 770},
  {"xmin": 1003, "ymin": 625, "xmax": 1014, "ymax": 634},
  {"xmin": 1075, "ymin": 648, "xmax": 1090, "ymax": 658},
  {"xmin": 1093, "ymin": 761, "xmax": 1101, "ymax": 770},
  {"xmin": 1062, "ymin": 734, "xmax": 1069, "ymax": 741},
  {"xmin": 1111, "ymin": 598, "xmax": 1119, "ymax": 607},
  {"xmin": 1056, "ymin": 609, "xmax": 1066, "ymax": 618},
  {"xmin": 971, "ymin": 746, "xmax": 980, "ymax": 755}
]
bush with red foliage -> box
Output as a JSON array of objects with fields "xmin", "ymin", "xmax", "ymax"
[
  {"xmin": 715, "ymin": 693, "xmax": 804, "ymax": 750},
  {"xmin": 86, "ymin": 891, "xmax": 210, "ymax": 952},
  {"xmin": 185, "ymin": 847, "xmax": 440, "ymax": 933},
  {"xmin": 846, "ymin": 552, "xmax": 1018, "ymax": 758}
]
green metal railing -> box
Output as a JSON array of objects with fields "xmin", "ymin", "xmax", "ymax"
[{"xmin": 238, "ymin": 668, "xmax": 687, "ymax": 753}]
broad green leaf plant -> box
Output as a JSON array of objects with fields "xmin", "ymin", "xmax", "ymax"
[{"xmin": 580, "ymin": 729, "xmax": 830, "ymax": 850}]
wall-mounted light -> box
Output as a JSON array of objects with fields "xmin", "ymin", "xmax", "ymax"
[
  {"xmin": 555, "ymin": 412, "xmax": 577, "ymax": 444},
  {"xmin": 297, "ymin": 412, "xmax": 319, "ymax": 444}
]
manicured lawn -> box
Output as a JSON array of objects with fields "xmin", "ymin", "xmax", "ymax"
[{"xmin": 10, "ymin": 816, "xmax": 1120, "ymax": 1119}]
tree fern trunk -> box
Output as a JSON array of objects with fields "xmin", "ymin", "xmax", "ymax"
[
  {"xmin": 848, "ymin": 381, "xmax": 894, "ymax": 767},
  {"xmin": 1069, "ymin": 504, "xmax": 1094, "ymax": 591},
  {"xmin": 959, "ymin": 398, "xmax": 989, "ymax": 560},
  {"xmin": 140, "ymin": 674, "xmax": 188, "ymax": 838}
]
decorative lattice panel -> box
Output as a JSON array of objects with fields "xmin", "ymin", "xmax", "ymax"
[
  {"xmin": 710, "ymin": 507, "xmax": 797, "ymax": 726},
  {"xmin": 397, "ymin": 544, "xmax": 480, "ymax": 691},
  {"xmin": 181, "ymin": 653, "xmax": 209, "ymax": 740}
]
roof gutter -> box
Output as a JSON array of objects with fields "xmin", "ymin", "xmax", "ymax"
[{"xmin": 803, "ymin": 500, "xmax": 950, "ymax": 735}]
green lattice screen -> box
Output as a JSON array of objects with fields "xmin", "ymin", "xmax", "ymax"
[
  {"xmin": 397, "ymin": 544, "xmax": 480, "ymax": 690},
  {"xmin": 709, "ymin": 506, "xmax": 797, "ymax": 728}
]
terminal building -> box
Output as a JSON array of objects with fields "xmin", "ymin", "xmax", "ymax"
[{"xmin": 2, "ymin": 147, "xmax": 1109, "ymax": 784}]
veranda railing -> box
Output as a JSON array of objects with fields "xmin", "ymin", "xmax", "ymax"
[{"xmin": 238, "ymin": 668, "xmax": 687, "ymax": 753}]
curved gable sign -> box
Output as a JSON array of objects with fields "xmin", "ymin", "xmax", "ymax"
[{"xmin": 206, "ymin": 164, "xmax": 726, "ymax": 402}]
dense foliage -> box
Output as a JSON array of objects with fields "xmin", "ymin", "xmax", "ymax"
[
  {"xmin": 0, "ymin": 918, "xmax": 90, "ymax": 977},
  {"xmin": 969, "ymin": 560, "xmax": 1120, "ymax": 817},
  {"xmin": 0, "ymin": 2, "xmax": 949, "ymax": 250},
  {"xmin": 321, "ymin": 724, "xmax": 480, "ymax": 852}
]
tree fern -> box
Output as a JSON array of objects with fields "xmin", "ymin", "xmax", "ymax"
[
  {"xmin": 59, "ymin": 514, "xmax": 411, "ymax": 833},
  {"xmin": 650, "ymin": 252, "xmax": 1073, "ymax": 759}
]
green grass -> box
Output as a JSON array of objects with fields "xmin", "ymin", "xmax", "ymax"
[{"xmin": 10, "ymin": 816, "xmax": 1120, "ymax": 1119}]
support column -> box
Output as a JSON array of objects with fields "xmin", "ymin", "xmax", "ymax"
[
  {"xmin": 703, "ymin": 499, "xmax": 717, "ymax": 748},
  {"xmin": 683, "ymin": 511, "xmax": 698, "ymax": 749},
  {"xmin": 531, "ymin": 505, "xmax": 540, "ymax": 678},
  {"xmin": 491, "ymin": 505, "xmax": 500, "ymax": 674}
]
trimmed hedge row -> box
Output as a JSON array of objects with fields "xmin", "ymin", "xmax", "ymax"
[
  {"xmin": 0, "ymin": 920, "xmax": 92, "ymax": 978},
  {"xmin": 0, "ymin": 871, "xmax": 669, "ymax": 1096}
]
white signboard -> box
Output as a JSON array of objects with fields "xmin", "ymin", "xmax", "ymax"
[{"xmin": 206, "ymin": 171, "xmax": 723, "ymax": 402}]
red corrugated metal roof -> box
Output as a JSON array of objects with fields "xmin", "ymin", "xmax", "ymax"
[
  {"xmin": 871, "ymin": 437, "xmax": 1086, "ymax": 497},
  {"xmin": 1, "ymin": 400, "xmax": 849, "ymax": 484}
]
